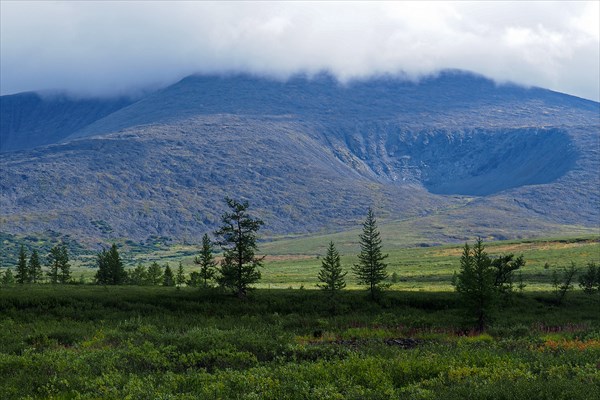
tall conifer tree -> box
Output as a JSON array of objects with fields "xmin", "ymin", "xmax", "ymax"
[
  {"xmin": 95, "ymin": 244, "xmax": 125, "ymax": 285},
  {"xmin": 215, "ymin": 198, "xmax": 264, "ymax": 298},
  {"xmin": 129, "ymin": 263, "xmax": 148, "ymax": 286},
  {"xmin": 163, "ymin": 264, "xmax": 175, "ymax": 286},
  {"xmin": 47, "ymin": 244, "xmax": 70, "ymax": 284},
  {"xmin": 58, "ymin": 245, "xmax": 71, "ymax": 284},
  {"xmin": 2, "ymin": 268, "xmax": 15, "ymax": 285},
  {"xmin": 15, "ymin": 245, "xmax": 29, "ymax": 284},
  {"xmin": 147, "ymin": 262, "xmax": 163, "ymax": 286},
  {"xmin": 29, "ymin": 249, "xmax": 43, "ymax": 283},
  {"xmin": 47, "ymin": 245, "xmax": 61, "ymax": 284},
  {"xmin": 454, "ymin": 238, "xmax": 496, "ymax": 332},
  {"xmin": 176, "ymin": 262, "xmax": 186, "ymax": 288},
  {"xmin": 352, "ymin": 208, "xmax": 389, "ymax": 300},
  {"xmin": 195, "ymin": 233, "xmax": 217, "ymax": 287}
]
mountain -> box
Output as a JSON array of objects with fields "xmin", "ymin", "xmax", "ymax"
[
  {"xmin": 0, "ymin": 71, "xmax": 598, "ymax": 249},
  {"xmin": 0, "ymin": 92, "xmax": 132, "ymax": 152}
]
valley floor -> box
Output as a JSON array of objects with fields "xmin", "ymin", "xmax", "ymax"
[{"xmin": 0, "ymin": 286, "xmax": 599, "ymax": 399}]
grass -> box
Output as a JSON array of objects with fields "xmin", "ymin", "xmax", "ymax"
[
  {"xmin": 0, "ymin": 286, "xmax": 599, "ymax": 399},
  {"xmin": 3, "ymin": 235, "xmax": 598, "ymax": 292},
  {"xmin": 258, "ymin": 236, "xmax": 600, "ymax": 290},
  {"xmin": 1, "ymin": 235, "xmax": 599, "ymax": 398}
]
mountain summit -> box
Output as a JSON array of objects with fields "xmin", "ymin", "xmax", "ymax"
[{"xmin": 1, "ymin": 71, "xmax": 598, "ymax": 245}]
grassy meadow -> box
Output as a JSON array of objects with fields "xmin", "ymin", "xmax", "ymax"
[
  {"xmin": 259, "ymin": 236, "xmax": 600, "ymax": 290},
  {"xmin": 1, "ymin": 235, "xmax": 599, "ymax": 399},
  {"xmin": 47, "ymin": 234, "xmax": 600, "ymax": 291},
  {"xmin": 3, "ymin": 218, "xmax": 598, "ymax": 290}
]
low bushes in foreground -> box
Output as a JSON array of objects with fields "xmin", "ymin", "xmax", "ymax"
[{"xmin": 0, "ymin": 286, "xmax": 599, "ymax": 399}]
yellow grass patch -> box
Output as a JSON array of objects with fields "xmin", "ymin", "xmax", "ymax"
[
  {"xmin": 433, "ymin": 239, "xmax": 598, "ymax": 257},
  {"xmin": 263, "ymin": 254, "xmax": 315, "ymax": 262}
]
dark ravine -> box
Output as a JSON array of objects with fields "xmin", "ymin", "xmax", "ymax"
[{"xmin": 1, "ymin": 71, "xmax": 598, "ymax": 247}]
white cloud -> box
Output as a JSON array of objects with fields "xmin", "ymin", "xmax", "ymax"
[{"xmin": 1, "ymin": 1, "xmax": 598, "ymax": 100}]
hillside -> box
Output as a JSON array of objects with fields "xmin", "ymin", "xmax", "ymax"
[
  {"xmin": 0, "ymin": 71, "xmax": 598, "ymax": 248},
  {"xmin": 0, "ymin": 92, "xmax": 131, "ymax": 152}
]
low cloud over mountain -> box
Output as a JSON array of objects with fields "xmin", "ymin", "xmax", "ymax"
[{"xmin": 1, "ymin": 2, "xmax": 598, "ymax": 100}]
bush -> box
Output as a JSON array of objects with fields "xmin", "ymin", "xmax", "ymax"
[{"xmin": 579, "ymin": 262, "xmax": 599, "ymax": 294}]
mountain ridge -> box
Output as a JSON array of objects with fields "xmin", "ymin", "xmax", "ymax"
[{"xmin": 0, "ymin": 71, "xmax": 598, "ymax": 247}]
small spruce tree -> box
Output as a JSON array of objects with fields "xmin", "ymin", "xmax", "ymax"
[
  {"xmin": 176, "ymin": 262, "xmax": 186, "ymax": 288},
  {"xmin": 29, "ymin": 249, "xmax": 43, "ymax": 283},
  {"xmin": 2, "ymin": 268, "xmax": 15, "ymax": 285},
  {"xmin": 47, "ymin": 244, "xmax": 70, "ymax": 284},
  {"xmin": 95, "ymin": 249, "xmax": 110, "ymax": 285},
  {"xmin": 47, "ymin": 245, "xmax": 61, "ymax": 284},
  {"xmin": 58, "ymin": 245, "xmax": 71, "ymax": 284},
  {"xmin": 352, "ymin": 208, "xmax": 389, "ymax": 300},
  {"xmin": 95, "ymin": 244, "xmax": 125, "ymax": 285},
  {"xmin": 163, "ymin": 264, "xmax": 175, "ymax": 286},
  {"xmin": 195, "ymin": 234, "xmax": 217, "ymax": 287},
  {"xmin": 187, "ymin": 271, "xmax": 202, "ymax": 287},
  {"xmin": 454, "ymin": 238, "xmax": 496, "ymax": 332},
  {"xmin": 146, "ymin": 262, "xmax": 163, "ymax": 286},
  {"xmin": 317, "ymin": 241, "xmax": 346, "ymax": 296},
  {"xmin": 15, "ymin": 245, "xmax": 29, "ymax": 284},
  {"xmin": 129, "ymin": 263, "xmax": 148, "ymax": 286}
]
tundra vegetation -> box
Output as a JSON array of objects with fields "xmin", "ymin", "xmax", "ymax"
[{"xmin": 0, "ymin": 202, "xmax": 599, "ymax": 399}]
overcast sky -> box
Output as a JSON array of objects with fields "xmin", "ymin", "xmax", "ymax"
[{"xmin": 1, "ymin": 1, "xmax": 598, "ymax": 100}]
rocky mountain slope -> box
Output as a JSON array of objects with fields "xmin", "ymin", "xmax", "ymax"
[
  {"xmin": 1, "ymin": 71, "xmax": 598, "ymax": 247},
  {"xmin": 0, "ymin": 92, "xmax": 131, "ymax": 152}
]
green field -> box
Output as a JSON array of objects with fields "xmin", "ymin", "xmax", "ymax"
[
  {"xmin": 1, "ymin": 286, "xmax": 599, "ymax": 399},
  {"xmin": 1, "ymin": 235, "xmax": 600, "ymax": 399},
  {"xmin": 31, "ymin": 235, "xmax": 597, "ymax": 291}
]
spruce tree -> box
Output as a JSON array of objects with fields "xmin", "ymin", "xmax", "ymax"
[
  {"xmin": 454, "ymin": 238, "xmax": 496, "ymax": 332},
  {"xmin": 95, "ymin": 249, "xmax": 110, "ymax": 285},
  {"xmin": 58, "ymin": 245, "xmax": 71, "ymax": 284},
  {"xmin": 146, "ymin": 262, "xmax": 163, "ymax": 285},
  {"xmin": 352, "ymin": 208, "xmax": 388, "ymax": 300},
  {"xmin": 95, "ymin": 244, "xmax": 125, "ymax": 285},
  {"xmin": 47, "ymin": 245, "xmax": 60, "ymax": 284},
  {"xmin": 108, "ymin": 244, "xmax": 126, "ymax": 284},
  {"xmin": 187, "ymin": 272, "xmax": 202, "ymax": 287},
  {"xmin": 163, "ymin": 264, "xmax": 175, "ymax": 286},
  {"xmin": 15, "ymin": 245, "xmax": 29, "ymax": 284},
  {"xmin": 176, "ymin": 262, "xmax": 186, "ymax": 288},
  {"xmin": 129, "ymin": 263, "xmax": 148, "ymax": 286},
  {"xmin": 215, "ymin": 198, "xmax": 264, "ymax": 298},
  {"xmin": 194, "ymin": 233, "xmax": 217, "ymax": 287},
  {"xmin": 47, "ymin": 244, "xmax": 70, "ymax": 284},
  {"xmin": 317, "ymin": 241, "xmax": 346, "ymax": 296},
  {"xmin": 2, "ymin": 268, "xmax": 15, "ymax": 285},
  {"xmin": 29, "ymin": 249, "xmax": 43, "ymax": 283}
]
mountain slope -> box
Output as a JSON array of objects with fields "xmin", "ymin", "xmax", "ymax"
[
  {"xmin": 0, "ymin": 115, "xmax": 449, "ymax": 242},
  {"xmin": 0, "ymin": 71, "xmax": 598, "ymax": 246},
  {"xmin": 0, "ymin": 92, "xmax": 131, "ymax": 152},
  {"xmin": 69, "ymin": 71, "xmax": 598, "ymax": 138}
]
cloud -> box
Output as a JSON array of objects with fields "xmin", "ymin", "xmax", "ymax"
[{"xmin": 1, "ymin": 1, "xmax": 598, "ymax": 100}]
